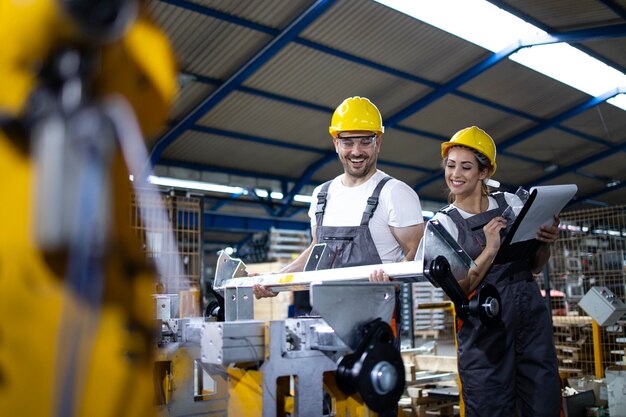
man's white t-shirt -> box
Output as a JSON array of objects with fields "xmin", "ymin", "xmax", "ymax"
[
  {"xmin": 431, "ymin": 192, "xmax": 524, "ymax": 241},
  {"xmin": 307, "ymin": 170, "xmax": 423, "ymax": 263}
]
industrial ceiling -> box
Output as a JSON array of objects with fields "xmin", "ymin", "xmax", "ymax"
[{"xmin": 144, "ymin": 0, "xmax": 626, "ymax": 252}]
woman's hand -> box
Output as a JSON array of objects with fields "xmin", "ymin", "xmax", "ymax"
[
  {"xmin": 369, "ymin": 269, "xmax": 391, "ymax": 282},
  {"xmin": 530, "ymin": 215, "xmax": 560, "ymax": 273},
  {"xmin": 536, "ymin": 215, "xmax": 560, "ymax": 244},
  {"xmin": 483, "ymin": 216, "xmax": 507, "ymax": 252}
]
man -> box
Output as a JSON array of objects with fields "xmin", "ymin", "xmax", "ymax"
[{"xmin": 254, "ymin": 96, "xmax": 424, "ymax": 316}]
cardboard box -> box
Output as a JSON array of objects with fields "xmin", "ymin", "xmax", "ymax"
[{"xmin": 606, "ymin": 366, "xmax": 626, "ymax": 417}]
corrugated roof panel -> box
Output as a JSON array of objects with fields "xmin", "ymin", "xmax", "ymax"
[
  {"xmin": 170, "ymin": 81, "xmax": 215, "ymax": 120},
  {"xmin": 585, "ymin": 152, "xmax": 626, "ymax": 180},
  {"xmin": 460, "ymin": 59, "xmax": 588, "ymax": 119},
  {"xmin": 491, "ymin": 153, "xmax": 545, "ymax": 186},
  {"xmin": 399, "ymin": 94, "xmax": 532, "ymax": 141},
  {"xmin": 244, "ymin": 43, "xmax": 432, "ymax": 113},
  {"xmin": 187, "ymin": 0, "xmax": 311, "ymax": 29},
  {"xmin": 301, "ymin": 0, "xmax": 489, "ymax": 84},
  {"xmin": 147, "ymin": 1, "xmax": 273, "ymax": 79},
  {"xmin": 197, "ymin": 91, "xmax": 331, "ymax": 148},
  {"xmin": 162, "ymin": 130, "xmax": 320, "ymax": 178},
  {"xmin": 507, "ymin": 128, "xmax": 606, "ymax": 166},
  {"xmin": 563, "ymin": 102, "xmax": 626, "ymax": 145},
  {"xmin": 380, "ymin": 130, "xmax": 442, "ymax": 171},
  {"xmin": 581, "ymin": 38, "xmax": 626, "ymax": 71},
  {"xmin": 497, "ymin": 0, "xmax": 623, "ymax": 31}
]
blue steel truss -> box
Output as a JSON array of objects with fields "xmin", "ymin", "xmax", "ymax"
[{"xmin": 152, "ymin": 0, "xmax": 626, "ymax": 241}]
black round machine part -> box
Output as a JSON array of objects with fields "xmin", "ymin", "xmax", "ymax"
[{"xmin": 335, "ymin": 319, "xmax": 405, "ymax": 414}]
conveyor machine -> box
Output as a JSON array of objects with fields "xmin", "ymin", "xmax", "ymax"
[{"xmin": 201, "ymin": 221, "xmax": 502, "ymax": 417}]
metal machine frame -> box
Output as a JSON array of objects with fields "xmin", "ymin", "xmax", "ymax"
[{"xmin": 198, "ymin": 221, "xmax": 502, "ymax": 416}]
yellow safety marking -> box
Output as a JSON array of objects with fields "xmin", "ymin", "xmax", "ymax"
[{"xmin": 278, "ymin": 274, "xmax": 294, "ymax": 284}]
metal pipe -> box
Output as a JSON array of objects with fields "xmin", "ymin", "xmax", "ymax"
[{"xmin": 214, "ymin": 255, "xmax": 426, "ymax": 293}]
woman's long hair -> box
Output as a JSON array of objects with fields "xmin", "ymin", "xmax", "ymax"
[{"xmin": 441, "ymin": 145, "xmax": 492, "ymax": 204}]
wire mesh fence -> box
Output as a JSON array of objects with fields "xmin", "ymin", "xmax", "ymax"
[
  {"xmin": 130, "ymin": 190, "xmax": 202, "ymax": 295},
  {"xmin": 544, "ymin": 204, "xmax": 626, "ymax": 376}
]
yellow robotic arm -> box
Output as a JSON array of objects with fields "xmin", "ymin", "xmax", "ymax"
[
  {"xmin": 0, "ymin": 1, "xmax": 177, "ymax": 416},
  {"xmin": 0, "ymin": 0, "xmax": 176, "ymax": 136}
]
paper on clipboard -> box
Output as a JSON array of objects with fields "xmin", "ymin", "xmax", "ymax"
[{"xmin": 510, "ymin": 184, "xmax": 577, "ymax": 244}]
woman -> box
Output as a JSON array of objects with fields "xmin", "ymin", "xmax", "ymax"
[{"xmin": 433, "ymin": 126, "xmax": 561, "ymax": 417}]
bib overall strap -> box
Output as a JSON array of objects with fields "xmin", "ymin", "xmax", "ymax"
[
  {"xmin": 491, "ymin": 191, "xmax": 507, "ymax": 211},
  {"xmin": 315, "ymin": 181, "xmax": 332, "ymax": 227},
  {"xmin": 360, "ymin": 176, "xmax": 392, "ymax": 226}
]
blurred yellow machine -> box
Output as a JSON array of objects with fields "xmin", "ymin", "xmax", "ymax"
[{"xmin": 0, "ymin": 0, "xmax": 177, "ymax": 416}]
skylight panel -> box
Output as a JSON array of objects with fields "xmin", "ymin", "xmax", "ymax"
[
  {"xmin": 375, "ymin": 0, "xmax": 626, "ymax": 111},
  {"xmin": 375, "ymin": 0, "xmax": 545, "ymax": 52}
]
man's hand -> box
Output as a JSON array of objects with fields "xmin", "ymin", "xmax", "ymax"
[
  {"xmin": 248, "ymin": 272, "xmax": 278, "ymax": 299},
  {"xmin": 252, "ymin": 283, "xmax": 278, "ymax": 299}
]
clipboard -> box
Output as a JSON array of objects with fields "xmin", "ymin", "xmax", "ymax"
[{"xmin": 493, "ymin": 184, "xmax": 577, "ymax": 264}]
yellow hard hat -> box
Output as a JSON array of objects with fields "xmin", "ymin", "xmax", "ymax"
[
  {"xmin": 329, "ymin": 96, "xmax": 384, "ymax": 138},
  {"xmin": 441, "ymin": 126, "xmax": 497, "ymax": 175}
]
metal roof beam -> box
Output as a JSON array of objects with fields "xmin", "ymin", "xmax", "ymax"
[
  {"xmin": 149, "ymin": 0, "xmax": 336, "ymax": 166},
  {"xmin": 489, "ymin": 0, "xmax": 626, "ymax": 72},
  {"xmin": 523, "ymin": 134, "xmax": 626, "ymax": 186},
  {"xmin": 187, "ymin": 125, "xmax": 430, "ymax": 173},
  {"xmin": 597, "ymin": 0, "xmax": 626, "ymax": 20},
  {"xmin": 167, "ymin": 2, "xmax": 626, "ymax": 149},
  {"xmin": 385, "ymin": 25, "xmax": 626, "ymax": 128},
  {"xmin": 184, "ymin": 72, "xmax": 612, "ymax": 168},
  {"xmin": 277, "ymin": 152, "xmax": 337, "ymax": 217},
  {"xmin": 576, "ymin": 180, "xmax": 626, "ymax": 203},
  {"xmin": 204, "ymin": 212, "xmax": 309, "ymax": 233},
  {"xmin": 191, "ymin": 125, "xmax": 325, "ymax": 154},
  {"xmin": 497, "ymin": 87, "xmax": 625, "ymax": 151},
  {"xmin": 158, "ymin": 158, "xmax": 298, "ymax": 184}
]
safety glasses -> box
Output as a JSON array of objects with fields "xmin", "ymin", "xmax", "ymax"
[{"xmin": 336, "ymin": 134, "xmax": 377, "ymax": 149}]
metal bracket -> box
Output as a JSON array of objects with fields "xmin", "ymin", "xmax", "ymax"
[
  {"xmin": 419, "ymin": 219, "xmax": 476, "ymax": 286},
  {"xmin": 224, "ymin": 286, "xmax": 254, "ymax": 321},
  {"xmin": 214, "ymin": 251, "xmax": 247, "ymax": 295},
  {"xmin": 311, "ymin": 282, "xmax": 396, "ymax": 350}
]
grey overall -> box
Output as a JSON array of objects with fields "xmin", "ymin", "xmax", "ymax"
[
  {"xmin": 293, "ymin": 176, "xmax": 392, "ymax": 317},
  {"xmin": 442, "ymin": 192, "xmax": 560, "ymax": 417}
]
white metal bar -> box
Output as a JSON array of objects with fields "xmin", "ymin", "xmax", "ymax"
[{"xmin": 217, "ymin": 260, "xmax": 425, "ymax": 292}]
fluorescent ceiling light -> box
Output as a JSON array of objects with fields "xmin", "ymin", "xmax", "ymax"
[
  {"xmin": 148, "ymin": 175, "xmax": 247, "ymax": 195},
  {"xmin": 294, "ymin": 194, "xmax": 315, "ymax": 203},
  {"xmin": 254, "ymin": 189, "xmax": 284, "ymax": 200},
  {"xmin": 136, "ymin": 175, "xmax": 313, "ymax": 205},
  {"xmin": 375, "ymin": 0, "xmax": 626, "ymax": 111}
]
